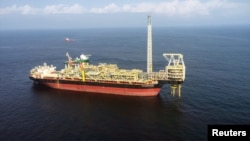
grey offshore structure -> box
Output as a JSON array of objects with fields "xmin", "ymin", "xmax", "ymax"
[{"xmin": 146, "ymin": 16, "xmax": 185, "ymax": 96}]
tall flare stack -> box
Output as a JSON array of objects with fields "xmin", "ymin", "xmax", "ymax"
[{"xmin": 147, "ymin": 16, "xmax": 153, "ymax": 73}]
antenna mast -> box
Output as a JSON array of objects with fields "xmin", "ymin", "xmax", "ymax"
[{"xmin": 147, "ymin": 15, "xmax": 153, "ymax": 73}]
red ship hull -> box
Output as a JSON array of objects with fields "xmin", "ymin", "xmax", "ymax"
[
  {"xmin": 30, "ymin": 77, "xmax": 162, "ymax": 96},
  {"xmin": 42, "ymin": 82, "xmax": 160, "ymax": 96}
]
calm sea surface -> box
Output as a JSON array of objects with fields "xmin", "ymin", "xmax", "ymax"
[{"xmin": 0, "ymin": 26, "xmax": 250, "ymax": 141}]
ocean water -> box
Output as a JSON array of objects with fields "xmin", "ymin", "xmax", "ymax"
[{"xmin": 0, "ymin": 26, "xmax": 250, "ymax": 141}]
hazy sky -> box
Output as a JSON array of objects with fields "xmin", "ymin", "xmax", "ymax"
[{"xmin": 0, "ymin": 0, "xmax": 249, "ymax": 29}]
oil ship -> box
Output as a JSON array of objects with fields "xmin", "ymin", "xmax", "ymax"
[{"xmin": 29, "ymin": 16, "xmax": 186, "ymax": 96}]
